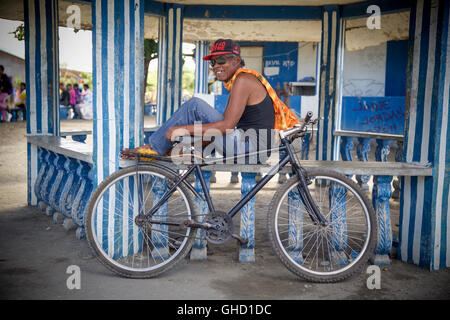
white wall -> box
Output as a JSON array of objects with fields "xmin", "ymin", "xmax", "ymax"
[
  {"xmin": 342, "ymin": 42, "xmax": 387, "ymax": 97},
  {"xmin": 297, "ymin": 42, "xmax": 319, "ymax": 118},
  {"xmin": 297, "ymin": 42, "xmax": 318, "ymax": 81},
  {"xmin": 0, "ymin": 53, "xmax": 25, "ymax": 88}
]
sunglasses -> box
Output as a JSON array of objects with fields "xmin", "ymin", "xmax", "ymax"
[{"xmin": 209, "ymin": 55, "xmax": 234, "ymax": 67}]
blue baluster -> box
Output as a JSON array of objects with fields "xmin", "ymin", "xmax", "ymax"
[
  {"xmin": 329, "ymin": 182, "xmax": 348, "ymax": 265},
  {"xmin": 301, "ymin": 132, "xmax": 312, "ymax": 160},
  {"xmin": 40, "ymin": 151, "xmax": 57, "ymax": 216},
  {"xmin": 230, "ymin": 171, "xmax": 239, "ymax": 184},
  {"xmin": 61, "ymin": 159, "xmax": 83, "ymax": 220},
  {"xmin": 278, "ymin": 145, "xmax": 288, "ymax": 184},
  {"xmin": 49, "ymin": 154, "xmax": 67, "ymax": 223},
  {"xmin": 59, "ymin": 158, "xmax": 79, "ymax": 219},
  {"xmin": 34, "ymin": 148, "xmax": 48, "ymax": 210},
  {"xmin": 72, "ymin": 163, "xmax": 94, "ymax": 239},
  {"xmin": 240, "ymin": 172, "xmax": 256, "ymax": 262},
  {"xmin": 371, "ymin": 139, "xmax": 393, "ymax": 266},
  {"xmin": 288, "ymin": 188, "xmax": 303, "ymax": 263},
  {"xmin": 190, "ymin": 170, "xmax": 211, "ymax": 260},
  {"xmin": 392, "ymin": 140, "xmax": 403, "ymax": 199},
  {"xmin": 356, "ymin": 138, "xmax": 372, "ymax": 190},
  {"xmin": 151, "ymin": 176, "xmax": 169, "ymax": 259}
]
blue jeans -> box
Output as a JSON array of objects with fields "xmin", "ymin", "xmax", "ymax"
[{"xmin": 149, "ymin": 97, "xmax": 273, "ymax": 163}]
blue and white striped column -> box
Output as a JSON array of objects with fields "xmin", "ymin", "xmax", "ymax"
[
  {"xmin": 24, "ymin": 0, "xmax": 59, "ymax": 205},
  {"xmin": 91, "ymin": 0, "xmax": 145, "ymax": 255},
  {"xmin": 156, "ymin": 5, "xmax": 184, "ymax": 125},
  {"xmin": 194, "ymin": 41, "xmax": 210, "ymax": 95},
  {"xmin": 92, "ymin": 0, "xmax": 144, "ymax": 185},
  {"xmin": 399, "ymin": 0, "xmax": 450, "ymax": 270},
  {"xmin": 316, "ymin": 6, "xmax": 343, "ymax": 162}
]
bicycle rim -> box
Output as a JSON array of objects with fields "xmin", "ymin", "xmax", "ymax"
[
  {"xmin": 87, "ymin": 168, "xmax": 195, "ymax": 277},
  {"xmin": 271, "ymin": 171, "xmax": 374, "ymax": 280}
]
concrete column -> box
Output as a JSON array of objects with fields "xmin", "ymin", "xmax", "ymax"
[
  {"xmin": 194, "ymin": 40, "xmax": 210, "ymax": 95},
  {"xmin": 92, "ymin": 0, "xmax": 144, "ymax": 184},
  {"xmin": 316, "ymin": 6, "xmax": 343, "ymax": 162},
  {"xmin": 399, "ymin": 0, "xmax": 450, "ymax": 270},
  {"xmin": 91, "ymin": 0, "xmax": 145, "ymax": 255},
  {"xmin": 24, "ymin": 0, "xmax": 60, "ymax": 205},
  {"xmin": 156, "ymin": 4, "xmax": 184, "ymax": 125}
]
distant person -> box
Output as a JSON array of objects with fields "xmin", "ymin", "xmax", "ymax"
[
  {"xmin": 67, "ymin": 84, "xmax": 76, "ymax": 108},
  {"xmin": 67, "ymin": 83, "xmax": 76, "ymax": 119},
  {"xmin": 59, "ymin": 83, "xmax": 70, "ymax": 107},
  {"xmin": 0, "ymin": 65, "xmax": 13, "ymax": 121},
  {"xmin": 74, "ymin": 84, "xmax": 93, "ymax": 119},
  {"xmin": 14, "ymin": 82, "xmax": 26, "ymax": 121},
  {"xmin": 73, "ymin": 83, "xmax": 81, "ymax": 105}
]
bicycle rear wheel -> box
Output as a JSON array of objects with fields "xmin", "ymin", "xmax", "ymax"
[
  {"xmin": 268, "ymin": 168, "xmax": 376, "ymax": 283},
  {"xmin": 85, "ymin": 165, "xmax": 196, "ymax": 278}
]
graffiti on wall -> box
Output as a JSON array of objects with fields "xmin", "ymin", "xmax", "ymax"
[{"xmin": 341, "ymin": 96, "xmax": 405, "ymax": 135}]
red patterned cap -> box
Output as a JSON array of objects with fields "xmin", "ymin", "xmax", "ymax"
[{"xmin": 203, "ymin": 39, "xmax": 240, "ymax": 60}]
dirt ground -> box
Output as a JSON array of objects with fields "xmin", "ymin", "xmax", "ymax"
[{"xmin": 0, "ymin": 118, "xmax": 449, "ymax": 301}]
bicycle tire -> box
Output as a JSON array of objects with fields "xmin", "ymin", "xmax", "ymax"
[
  {"xmin": 85, "ymin": 165, "xmax": 196, "ymax": 278},
  {"xmin": 267, "ymin": 168, "xmax": 377, "ymax": 283}
]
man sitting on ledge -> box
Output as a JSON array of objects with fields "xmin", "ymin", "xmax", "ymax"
[{"xmin": 123, "ymin": 39, "xmax": 298, "ymax": 163}]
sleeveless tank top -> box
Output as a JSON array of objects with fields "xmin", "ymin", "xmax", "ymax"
[{"xmin": 236, "ymin": 93, "xmax": 275, "ymax": 130}]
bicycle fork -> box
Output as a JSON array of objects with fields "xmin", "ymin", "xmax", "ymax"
[{"xmin": 283, "ymin": 140, "xmax": 329, "ymax": 227}]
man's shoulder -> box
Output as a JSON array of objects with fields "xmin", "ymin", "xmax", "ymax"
[{"xmin": 234, "ymin": 71, "xmax": 261, "ymax": 85}]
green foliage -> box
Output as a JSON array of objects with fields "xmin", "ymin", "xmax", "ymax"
[
  {"xmin": 9, "ymin": 23, "xmax": 25, "ymax": 41},
  {"xmin": 144, "ymin": 39, "xmax": 158, "ymax": 59},
  {"xmin": 79, "ymin": 72, "xmax": 93, "ymax": 88},
  {"xmin": 182, "ymin": 68, "xmax": 195, "ymax": 94}
]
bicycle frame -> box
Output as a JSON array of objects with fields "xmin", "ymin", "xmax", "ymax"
[{"xmin": 142, "ymin": 135, "xmax": 328, "ymax": 226}]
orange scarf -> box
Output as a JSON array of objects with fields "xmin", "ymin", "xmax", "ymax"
[{"xmin": 223, "ymin": 68, "xmax": 300, "ymax": 130}]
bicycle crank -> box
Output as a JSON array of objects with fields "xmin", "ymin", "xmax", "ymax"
[{"xmin": 203, "ymin": 211, "xmax": 234, "ymax": 245}]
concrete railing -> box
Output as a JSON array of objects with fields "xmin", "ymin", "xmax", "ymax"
[
  {"xmin": 28, "ymin": 135, "xmax": 94, "ymax": 240},
  {"xmin": 27, "ymin": 133, "xmax": 432, "ymax": 266}
]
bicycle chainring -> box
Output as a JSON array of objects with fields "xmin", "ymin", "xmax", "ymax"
[{"xmin": 204, "ymin": 211, "xmax": 234, "ymax": 244}]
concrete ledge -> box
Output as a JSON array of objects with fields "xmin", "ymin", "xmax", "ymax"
[
  {"xmin": 27, "ymin": 135, "xmax": 93, "ymax": 163},
  {"xmin": 119, "ymin": 158, "xmax": 432, "ymax": 176},
  {"xmin": 334, "ymin": 130, "xmax": 404, "ymax": 141},
  {"xmin": 60, "ymin": 130, "xmax": 92, "ymax": 137}
]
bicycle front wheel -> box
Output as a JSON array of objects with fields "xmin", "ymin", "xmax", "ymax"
[
  {"xmin": 85, "ymin": 165, "xmax": 196, "ymax": 278},
  {"xmin": 268, "ymin": 168, "xmax": 376, "ymax": 283}
]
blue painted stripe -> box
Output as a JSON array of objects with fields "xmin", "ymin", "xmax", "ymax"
[
  {"xmin": 317, "ymin": 6, "xmax": 340, "ymax": 162},
  {"xmin": 34, "ymin": 0, "xmax": 42, "ymax": 134},
  {"xmin": 116, "ymin": 0, "xmax": 124, "ymax": 153},
  {"xmin": 157, "ymin": 5, "xmax": 183, "ymax": 125},
  {"xmin": 24, "ymin": 0, "xmax": 31, "ymax": 134},
  {"xmin": 92, "ymin": 0, "xmax": 98, "ymax": 186},
  {"xmin": 433, "ymin": 0, "xmax": 450, "ymax": 269},
  {"xmin": 101, "ymin": 0, "xmax": 109, "ymax": 179},
  {"xmin": 139, "ymin": 0, "xmax": 144, "ymax": 146},
  {"xmin": 195, "ymin": 41, "xmax": 209, "ymax": 94},
  {"xmin": 129, "ymin": 0, "xmax": 136, "ymax": 148},
  {"xmin": 45, "ymin": 0, "xmax": 53, "ymax": 134}
]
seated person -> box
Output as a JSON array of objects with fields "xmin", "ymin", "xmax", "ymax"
[
  {"xmin": 59, "ymin": 83, "xmax": 70, "ymax": 107},
  {"xmin": 124, "ymin": 39, "xmax": 297, "ymax": 163},
  {"xmin": 74, "ymin": 84, "xmax": 93, "ymax": 120},
  {"xmin": 14, "ymin": 82, "xmax": 26, "ymax": 121}
]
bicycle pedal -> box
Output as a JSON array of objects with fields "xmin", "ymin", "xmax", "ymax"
[{"xmin": 232, "ymin": 234, "xmax": 248, "ymax": 245}]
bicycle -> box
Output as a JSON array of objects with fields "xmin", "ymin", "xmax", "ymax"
[{"xmin": 85, "ymin": 112, "xmax": 377, "ymax": 283}]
